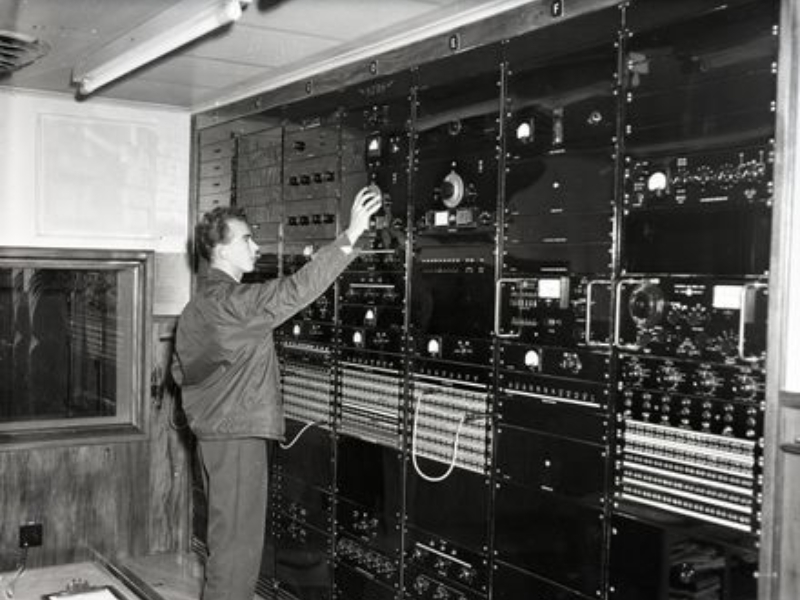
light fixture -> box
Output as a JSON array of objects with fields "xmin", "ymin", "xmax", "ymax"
[{"xmin": 72, "ymin": 0, "xmax": 249, "ymax": 96}]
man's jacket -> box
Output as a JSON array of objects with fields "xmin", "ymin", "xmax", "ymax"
[{"xmin": 172, "ymin": 234, "xmax": 354, "ymax": 440}]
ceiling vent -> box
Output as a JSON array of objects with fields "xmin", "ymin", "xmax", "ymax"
[{"xmin": 0, "ymin": 30, "xmax": 49, "ymax": 76}]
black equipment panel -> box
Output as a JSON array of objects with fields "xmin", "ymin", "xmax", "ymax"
[
  {"xmin": 503, "ymin": 152, "xmax": 615, "ymax": 275},
  {"xmin": 271, "ymin": 474, "xmax": 333, "ymax": 534},
  {"xmin": 624, "ymin": 0, "xmax": 778, "ymax": 151},
  {"xmin": 495, "ymin": 425, "xmax": 606, "ymax": 503},
  {"xmin": 494, "ymin": 482, "xmax": 606, "ymax": 598},
  {"xmin": 334, "ymin": 562, "xmax": 398, "ymax": 600},
  {"xmin": 615, "ymin": 277, "xmax": 768, "ymax": 363},
  {"xmin": 405, "ymin": 466, "xmax": 490, "ymax": 555},
  {"xmin": 608, "ymin": 514, "xmax": 759, "ymax": 600},
  {"xmin": 613, "ymin": 0, "xmax": 776, "ymax": 567},
  {"xmin": 413, "ymin": 46, "xmax": 500, "ymax": 240},
  {"xmin": 496, "ymin": 276, "xmax": 612, "ymax": 347},
  {"xmin": 404, "ymin": 530, "xmax": 489, "ymax": 600},
  {"xmin": 493, "ymin": 561, "xmax": 587, "ymax": 600},
  {"xmin": 273, "ymin": 420, "xmax": 334, "ymax": 492},
  {"xmin": 272, "ymin": 511, "xmax": 332, "ymax": 600},
  {"xmin": 196, "ymin": 0, "xmax": 782, "ymax": 597},
  {"xmin": 409, "ymin": 249, "xmax": 495, "ymax": 365}
]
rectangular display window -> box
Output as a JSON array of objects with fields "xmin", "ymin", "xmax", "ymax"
[{"xmin": 0, "ymin": 248, "xmax": 151, "ymax": 444}]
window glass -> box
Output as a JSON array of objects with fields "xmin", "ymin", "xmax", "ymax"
[{"xmin": 0, "ymin": 249, "xmax": 149, "ymax": 437}]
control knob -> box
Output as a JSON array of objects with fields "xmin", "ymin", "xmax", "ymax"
[
  {"xmin": 414, "ymin": 576, "xmax": 430, "ymax": 594},
  {"xmin": 622, "ymin": 359, "xmax": 648, "ymax": 386},
  {"xmin": 434, "ymin": 585, "xmax": 450, "ymax": 600},
  {"xmin": 647, "ymin": 171, "xmax": 668, "ymax": 194},
  {"xmin": 434, "ymin": 557, "xmax": 448, "ymax": 574},
  {"xmin": 693, "ymin": 367, "xmax": 721, "ymax": 396},
  {"xmin": 352, "ymin": 331, "xmax": 364, "ymax": 347},
  {"xmin": 657, "ymin": 363, "xmax": 684, "ymax": 391},
  {"xmin": 628, "ymin": 282, "xmax": 666, "ymax": 329},
  {"xmin": 457, "ymin": 566, "xmax": 475, "ymax": 583},
  {"xmin": 427, "ymin": 338, "xmax": 442, "ymax": 357},
  {"xmin": 523, "ymin": 349, "xmax": 541, "ymax": 371},
  {"xmin": 732, "ymin": 373, "xmax": 758, "ymax": 399},
  {"xmin": 559, "ymin": 352, "xmax": 582, "ymax": 375}
]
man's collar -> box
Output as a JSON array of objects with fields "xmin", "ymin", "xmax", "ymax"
[{"xmin": 208, "ymin": 267, "xmax": 240, "ymax": 283}]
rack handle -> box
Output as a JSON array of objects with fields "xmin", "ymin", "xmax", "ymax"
[
  {"xmin": 613, "ymin": 278, "xmax": 649, "ymax": 351},
  {"xmin": 585, "ymin": 279, "xmax": 611, "ymax": 348},
  {"xmin": 737, "ymin": 282, "xmax": 768, "ymax": 362},
  {"xmin": 494, "ymin": 278, "xmax": 530, "ymax": 339}
]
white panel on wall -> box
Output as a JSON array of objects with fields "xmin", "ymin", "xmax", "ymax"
[
  {"xmin": 0, "ymin": 89, "xmax": 190, "ymax": 253},
  {"xmin": 37, "ymin": 113, "xmax": 159, "ymax": 239}
]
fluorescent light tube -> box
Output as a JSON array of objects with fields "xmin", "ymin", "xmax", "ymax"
[{"xmin": 72, "ymin": 0, "xmax": 245, "ymax": 96}]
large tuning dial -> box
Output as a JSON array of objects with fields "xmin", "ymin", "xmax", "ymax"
[{"xmin": 628, "ymin": 282, "xmax": 666, "ymax": 329}]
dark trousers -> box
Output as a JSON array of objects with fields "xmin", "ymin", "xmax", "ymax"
[{"xmin": 198, "ymin": 438, "xmax": 268, "ymax": 600}]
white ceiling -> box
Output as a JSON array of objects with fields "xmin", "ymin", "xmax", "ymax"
[{"xmin": 0, "ymin": 0, "xmax": 529, "ymax": 112}]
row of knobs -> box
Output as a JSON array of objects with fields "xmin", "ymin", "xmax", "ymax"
[
  {"xmin": 336, "ymin": 538, "xmax": 396, "ymax": 576},
  {"xmin": 623, "ymin": 361, "xmax": 759, "ymax": 398},
  {"xmin": 287, "ymin": 171, "xmax": 336, "ymax": 185},
  {"xmin": 286, "ymin": 213, "xmax": 336, "ymax": 226},
  {"xmin": 413, "ymin": 576, "xmax": 469, "ymax": 600},
  {"xmin": 410, "ymin": 548, "xmax": 477, "ymax": 585},
  {"xmin": 622, "ymin": 392, "xmax": 760, "ymax": 438}
]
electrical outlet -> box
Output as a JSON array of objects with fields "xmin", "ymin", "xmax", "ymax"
[{"xmin": 19, "ymin": 522, "xmax": 43, "ymax": 548}]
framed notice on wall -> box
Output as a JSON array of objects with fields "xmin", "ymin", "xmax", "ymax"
[{"xmin": 36, "ymin": 113, "xmax": 159, "ymax": 239}]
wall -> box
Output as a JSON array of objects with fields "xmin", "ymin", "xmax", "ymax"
[
  {"xmin": 0, "ymin": 89, "xmax": 190, "ymax": 252},
  {"xmin": 0, "ymin": 90, "xmax": 194, "ymax": 570}
]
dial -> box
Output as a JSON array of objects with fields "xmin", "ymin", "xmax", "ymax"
[
  {"xmin": 657, "ymin": 363, "xmax": 684, "ymax": 390},
  {"xmin": 622, "ymin": 359, "xmax": 648, "ymax": 386},
  {"xmin": 629, "ymin": 283, "xmax": 666, "ymax": 328},
  {"xmin": 693, "ymin": 367, "xmax": 721, "ymax": 396},
  {"xmin": 441, "ymin": 170, "xmax": 465, "ymax": 208},
  {"xmin": 732, "ymin": 373, "xmax": 758, "ymax": 399}
]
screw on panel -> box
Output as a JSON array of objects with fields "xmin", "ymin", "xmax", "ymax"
[{"xmin": 448, "ymin": 33, "xmax": 460, "ymax": 52}]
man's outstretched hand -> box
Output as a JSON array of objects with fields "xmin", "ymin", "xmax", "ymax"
[{"xmin": 345, "ymin": 185, "xmax": 383, "ymax": 244}]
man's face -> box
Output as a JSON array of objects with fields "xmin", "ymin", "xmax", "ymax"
[{"xmin": 220, "ymin": 218, "xmax": 259, "ymax": 274}]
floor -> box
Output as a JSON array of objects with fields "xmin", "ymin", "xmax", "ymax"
[
  {"xmin": 0, "ymin": 554, "xmax": 205, "ymax": 600},
  {"xmin": 116, "ymin": 552, "xmax": 204, "ymax": 600},
  {"xmin": 0, "ymin": 561, "xmax": 146, "ymax": 600}
]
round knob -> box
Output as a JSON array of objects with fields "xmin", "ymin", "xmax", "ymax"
[
  {"xmin": 622, "ymin": 360, "xmax": 647, "ymax": 385},
  {"xmin": 732, "ymin": 373, "xmax": 757, "ymax": 399},
  {"xmin": 458, "ymin": 567, "xmax": 474, "ymax": 583},
  {"xmin": 516, "ymin": 120, "xmax": 533, "ymax": 142},
  {"xmin": 685, "ymin": 305, "xmax": 708, "ymax": 327},
  {"xmin": 441, "ymin": 180, "xmax": 455, "ymax": 199},
  {"xmin": 523, "ymin": 349, "xmax": 541, "ymax": 370},
  {"xmin": 657, "ymin": 364, "xmax": 684, "ymax": 390},
  {"xmin": 647, "ymin": 171, "xmax": 668, "ymax": 193},
  {"xmin": 441, "ymin": 171, "xmax": 465, "ymax": 208},
  {"xmin": 560, "ymin": 352, "xmax": 582, "ymax": 374},
  {"xmin": 414, "ymin": 576, "xmax": 430, "ymax": 593},
  {"xmin": 628, "ymin": 283, "xmax": 666, "ymax": 328},
  {"xmin": 694, "ymin": 367, "xmax": 720, "ymax": 395}
]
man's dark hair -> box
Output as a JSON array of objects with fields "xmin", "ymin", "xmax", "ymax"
[{"xmin": 195, "ymin": 206, "xmax": 249, "ymax": 260}]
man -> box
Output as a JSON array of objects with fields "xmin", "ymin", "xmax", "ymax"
[{"xmin": 171, "ymin": 186, "xmax": 382, "ymax": 600}]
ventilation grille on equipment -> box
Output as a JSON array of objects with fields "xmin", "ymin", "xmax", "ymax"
[{"xmin": 0, "ymin": 30, "xmax": 49, "ymax": 75}]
